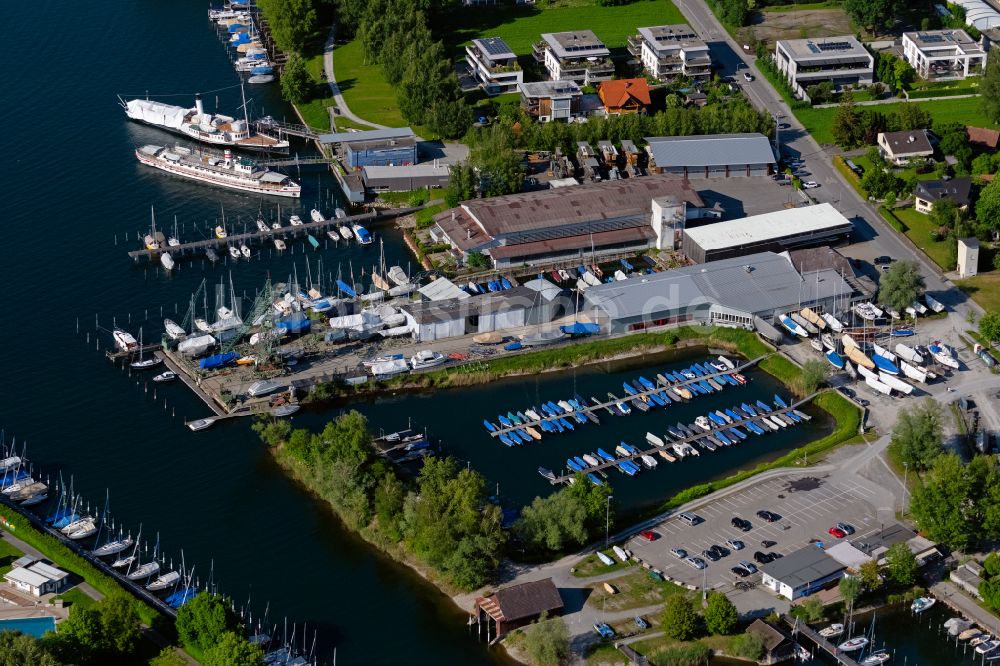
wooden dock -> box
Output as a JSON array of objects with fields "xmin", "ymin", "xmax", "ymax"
[
  {"xmin": 783, "ymin": 614, "xmax": 860, "ymax": 666},
  {"xmin": 158, "ymin": 350, "xmax": 227, "ymax": 418},
  {"xmin": 125, "ymin": 207, "xmax": 420, "ymax": 262}
]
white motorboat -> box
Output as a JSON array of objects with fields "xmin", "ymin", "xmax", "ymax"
[
  {"xmin": 410, "ymin": 350, "xmax": 447, "ymax": 370},
  {"xmin": 352, "ymin": 224, "xmax": 373, "ymax": 244},
  {"xmin": 146, "ymin": 570, "xmax": 181, "ymax": 592},
  {"xmin": 900, "ymin": 361, "xmax": 927, "ymax": 383},
  {"xmin": 153, "ymin": 371, "xmax": 177, "ymax": 383},
  {"xmin": 206, "ymin": 248, "xmax": 219, "ymax": 262},
  {"xmin": 187, "ymin": 418, "xmax": 216, "ymax": 432},
  {"xmin": 335, "ymin": 207, "xmax": 347, "ymax": 219},
  {"xmin": 853, "ymin": 302, "xmax": 883, "ymax": 321},
  {"xmin": 122, "ymin": 93, "xmax": 289, "ymax": 152},
  {"xmin": 327, "ymin": 230, "xmax": 340, "ymax": 242},
  {"xmin": 274, "ymin": 239, "xmax": 286, "ymax": 251},
  {"xmin": 113, "ymin": 329, "xmax": 139, "ymax": 352},
  {"xmin": 646, "ymin": 432, "xmax": 665, "ymax": 447},
  {"xmin": 837, "ymin": 637, "xmax": 869, "ymax": 652},
  {"xmin": 640, "ymin": 455, "xmax": 658, "ymax": 469},
  {"xmin": 178, "ymin": 334, "xmax": 215, "ymax": 356},
  {"xmin": 271, "ymin": 404, "xmax": 300, "ymax": 417},
  {"xmin": 290, "ymin": 214, "xmax": 303, "ymax": 226},
  {"xmin": 310, "ymin": 208, "xmax": 325, "ymax": 222},
  {"xmin": 694, "ymin": 416, "xmax": 712, "ymax": 431},
  {"xmin": 164, "ymin": 319, "xmax": 186, "ymax": 340},
  {"xmin": 257, "ymin": 218, "xmax": 270, "ymax": 233},
  {"xmin": 272, "ymin": 220, "xmax": 282, "ymax": 230},
  {"xmin": 821, "ymin": 313, "xmax": 844, "ymax": 331},
  {"xmin": 387, "ymin": 266, "xmax": 409, "ymax": 286},
  {"xmin": 61, "ymin": 517, "xmax": 94, "ymax": 535},
  {"xmin": 818, "ymin": 623, "xmax": 844, "ymax": 638},
  {"xmin": 338, "ymin": 225, "xmax": 353, "ymax": 240},
  {"xmin": 247, "ymin": 379, "xmax": 283, "ymax": 397},
  {"xmin": 911, "ymin": 596, "xmax": 936, "ymax": 613},
  {"xmin": 911, "ymin": 300, "xmax": 928, "ymax": 315},
  {"xmin": 229, "ymin": 245, "xmax": 241, "ymax": 260},
  {"xmin": 821, "ymin": 333, "xmax": 836, "ymax": 350},
  {"xmin": 860, "ymin": 651, "xmax": 891, "ymax": 665},
  {"xmin": 160, "ymin": 252, "xmax": 175, "ymax": 271},
  {"xmin": 240, "ymin": 243, "xmax": 251, "ymax": 258},
  {"xmin": 810, "ymin": 338, "xmax": 823, "ymax": 352}
]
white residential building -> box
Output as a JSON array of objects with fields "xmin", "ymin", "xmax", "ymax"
[
  {"xmin": 4, "ymin": 560, "xmax": 69, "ymax": 597},
  {"xmin": 902, "ymin": 30, "xmax": 985, "ymax": 79},
  {"xmin": 532, "ymin": 31, "xmax": 614, "ymax": 85},
  {"xmin": 774, "ymin": 36, "xmax": 874, "ymax": 99},
  {"xmin": 877, "ymin": 130, "xmax": 934, "ymax": 166},
  {"xmin": 628, "ymin": 25, "xmax": 711, "ymax": 82},
  {"xmin": 464, "ymin": 37, "xmax": 523, "ymax": 95}
]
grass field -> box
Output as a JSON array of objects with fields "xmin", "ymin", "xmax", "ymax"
[
  {"xmin": 887, "ymin": 206, "xmax": 954, "ymax": 270},
  {"xmin": 585, "ymin": 570, "xmax": 686, "ymax": 611},
  {"xmin": 438, "ymin": 0, "xmax": 685, "ymax": 56},
  {"xmin": 958, "ymin": 273, "xmax": 1000, "ymax": 311},
  {"xmin": 55, "ymin": 587, "xmax": 98, "ymax": 611},
  {"xmin": 573, "ymin": 551, "xmax": 628, "ymax": 578},
  {"xmin": 0, "ymin": 538, "xmax": 23, "ymax": 577},
  {"xmin": 795, "ymin": 97, "xmax": 998, "ymax": 145},
  {"xmin": 331, "ymin": 40, "xmax": 407, "ymax": 128}
]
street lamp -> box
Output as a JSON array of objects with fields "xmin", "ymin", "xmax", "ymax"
[
  {"xmin": 605, "ymin": 495, "xmax": 614, "ymax": 549},
  {"xmin": 902, "ymin": 462, "xmax": 909, "ymax": 518}
]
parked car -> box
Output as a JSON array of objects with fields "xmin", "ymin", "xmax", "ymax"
[
  {"xmin": 753, "ymin": 551, "xmax": 774, "ymax": 564},
  {"xmin": 760, "ymin": 539, "xmax": 777, "ymax": 548},
  {"xmin": 756, "ymin": 510, "xmax": 780, "ymax": 523},
  {"xmin": 710, "ymin": 544, "xmax": 731, "ymax": 558},
  {"xmin": 679, "ymin": 512, "xmax": 703, "ymax": 526},
  {"xmin": 726, "ymin": 538, "xmax": 746, "ymax": 551},
  {"xmin": 731, "ymin": 516, "xmax": 752, "ymax": 531},
  {"xmin": 828, "ymin": 526, "xmax": 847, "ymax": 538},
  {"xmin": 634, "ymin": 616, "xmax": 649, "ymax": 630},
  {"xmin": 731, "ymin": 566, "xmax": 751, "ymax": 577},
  {"xmin": 802, "ymin": 180, "xmax": 820, "ymax": 189},
  {"xmin": 743, "ymin": 72, "xmax": 754, "ymax": 82},
  {"xmin": 739, "ymin": 560, "xmax": 759, "ymax": 574},
  {"xmin": 837, "ymin": 522, "xmax": 856, "ymax": 535},
  {"xmin": 686, "ymin": 556, "xmax": 707, "ymax": 570},
  {"xmin": 670, "ymin": 547, "xmax": 688, "ymax": 559},
  {"xmin": 639, "ymin": 530, "xmax": 659, "ymax": 542},
  {"xmin": 702, "ymin": 548, "xmax": 721, "ymax": 562}
]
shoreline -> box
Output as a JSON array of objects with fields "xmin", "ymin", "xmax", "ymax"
[{"xmin": 254, "ymin": 328, "xmax": 860, "ymax": 664}]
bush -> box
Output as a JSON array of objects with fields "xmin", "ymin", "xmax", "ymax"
[
  {"xmin": 651, "ymin": 642, "xmax": 711, "ymax": 666},
  {"xmin": 730, "ymin": 631, "xmax": 766, "ymax": 660}
]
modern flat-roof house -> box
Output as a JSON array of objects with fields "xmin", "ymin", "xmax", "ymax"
[
  {"xmin": 877, "ymin": 129, "xmax": 934, "ymax": 165},
  {"xmin": 4, "ymin": 559, "xmax": 69, "ymax": 597},
  {"xmin": 902, "ymin": 30, "xmax": 985, "ymax": 79},
  {"xmin": 465, "ymin": 37, "xmax": 523, "ymax": 95},
  {"xmin": 645, "ymin": 133, "xmax": 776, "ymax": 179},
  {"xmin": 914, "ymin": 176, "xmax": 972, "ymax": 213},
  {"xmin": 361, "ymin": 164, "xmax": 450, "ymax": 194},
  {"xmin": 533, "ymin": 31, "xmax": 614, "ymax": 85},
  {"xmin": 473, "ymin": 578, "xmax": 564, "ymax": 639},
  {"xmin": 518, "ymin": 80, "xmax": 583, "ymax": 123},
  {"xmin": 582, "ymin": 251, "xmax": 856, "ymax": 333},
  {"xmin": 761, "ymin": 546, "xmax": 846, "ymax": 599},
  {"xmin": 774, "ymin": 37, "xmax": 874, "ymax": 99},
  {"xmin": 628, "ymin": 24, "xmax": 712, "ymax": 82},
  {"xmin": 343, "ymin": 136, "xmax": 417, "ymax": 169},
  {"xmin": 682, "ymin": 203, "xmax": 853, "ymax": 263},
  {"xmin": 598, "ymin": 78, "xmax": 651, "ymax": 115},
  {"xmin": 432, "ymin": 176, "xmax": 705, "ymax": 268}
]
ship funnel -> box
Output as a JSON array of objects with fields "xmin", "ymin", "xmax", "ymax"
[
  {"xmin": 224, "ymin": 149, "xmax": 232, "ymax": 167},
  {"xmin": 195, "ymin": 93, "xmax": 204, "ymax": 119}
]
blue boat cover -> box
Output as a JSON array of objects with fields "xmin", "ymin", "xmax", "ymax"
[
  {"xmin": 228, "ymin": 23, "xmax": 247, "ymax": 32},
  {"xmin": 872, "ymin": 354, "xmax": 900, "ymax": 375},
  {"xmin": 560, "ymin": 322, "xmax": 600, "ymax": 335},
  {"xmin": 199, "ymin": 351, "xmax": 238, "ymax": 369},
  {"xmin": 276, "ymin": 314, "xmax": 311, "ymax": 333},
  {"xmin": 504, "ymin": 342, "xmax": 523, "ymax": 351},
  {"xmin": 336, "ymin": 279, "xmax": 357, "ymax": 298}
]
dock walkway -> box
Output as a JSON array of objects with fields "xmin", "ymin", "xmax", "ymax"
[{"xmin": 784, "ymin": 614, "xmax": 860, "ymax": 666}]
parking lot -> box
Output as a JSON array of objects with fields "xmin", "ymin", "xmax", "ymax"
[{"xmin": 625, "ymin": 474, "xmax": 881, "ymax": 591}]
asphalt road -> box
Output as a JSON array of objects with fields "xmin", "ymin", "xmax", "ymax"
[{"xmin": 673, "ymin": 0, "xmax": 982, "ymax": 320}]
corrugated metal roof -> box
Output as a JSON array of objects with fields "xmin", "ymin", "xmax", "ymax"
[
  {"xmin": 645, "ymin": 133, "xmax": 775, "ymax": 168},
  {"xmin": 760, "ymin": 546, "xmax": 844, "ymax": 589},
  {"xmin": 318, "ymin": 127, "xmax": 415, "ymax": 144},
  {"xmin": 363, "ymin": 164, "xmax": 449, "ymax": 178},
  {"xmin": 418, "ymin": 277, "xmax": 470, "ymax": 301},
  {"xmin": 489, "ymin": 226, "xmax": 654, "ymax": 260},
  {"xmin": 683, "ymin": 203, "xmax": 852, "ymax": 251},
  {"xmin": 584, "ymin": 251, "xmax": 853, "ymax": 320}
]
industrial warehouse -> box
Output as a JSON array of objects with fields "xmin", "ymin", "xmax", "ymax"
[
  {"xmin": 581, "ymin": 251, "xmax": 859, "ymax": 334},
  {"xmin": 644, "ymin": 133, "xmax": 777, "ymax": 178}
]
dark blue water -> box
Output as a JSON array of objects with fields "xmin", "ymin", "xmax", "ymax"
[{"xmin": 4, "ymin": 2, "xmax": 949, "ymax": 664}]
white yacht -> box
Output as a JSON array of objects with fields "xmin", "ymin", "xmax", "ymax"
[
  {"xmin": 247, "ymin": 379, "xmax": 283, "ymax": 397},
  {"xmin": 410, "ymin": 350, "xmax": 446, "ymax": 370},
  {"xmin": 136, "ymin": 145, "xmax": 300, "ymax": 198}
]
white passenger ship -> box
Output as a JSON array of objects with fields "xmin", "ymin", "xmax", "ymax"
[{"xmin": 136, "ymin": 144, "xmax": 301, "ymax": 198}]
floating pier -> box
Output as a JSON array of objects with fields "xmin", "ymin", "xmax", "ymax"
[{"xmin": 784, "ymin": 615, "xmax": 861, "ymax": 666}]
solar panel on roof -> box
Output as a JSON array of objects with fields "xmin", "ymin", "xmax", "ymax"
[
  {"xmin": 480, "ymin": 37, "xmax": 512, "ymax": 56},
  {"xmin": 920, "ymin": 33, "xmax": 945, "ymax": 42},
  {"xmin": 817, "ymin": 41, "xmax": 852, "ymax": 51},
  {"xmin": 807, "ymin": 43, "xmax": 821, "ymax": 53}
]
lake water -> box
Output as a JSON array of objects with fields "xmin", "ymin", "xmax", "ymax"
[{"xmin": 4, "ymin": 0, "xmax": 957, "ymax": 663}]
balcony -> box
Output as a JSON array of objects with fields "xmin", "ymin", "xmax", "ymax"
[
  {"xmin": 532, "ymin": 41, "xmax": 547, "ymax": 62},
  {"xmin": 627, "ymin": 35, "xmax": 643, "ymax": 57}
]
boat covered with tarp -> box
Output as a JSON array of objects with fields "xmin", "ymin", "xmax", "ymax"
[
  {"xmin": 560, "ymin": 322, "xmax": 600, "ymax": 336},
  {"xmin": 199, "ymin": 351, "xmax": 239, "ymax": 369}
]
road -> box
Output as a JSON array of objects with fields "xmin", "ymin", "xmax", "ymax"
[{"xmin": 673, "ymin": 0, "xmax": 982, "ymax": 322}]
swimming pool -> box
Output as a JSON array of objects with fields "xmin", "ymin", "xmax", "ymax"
[{"xmin": 0, "ymin": 616, "xmax": 57, "ymax": 637}]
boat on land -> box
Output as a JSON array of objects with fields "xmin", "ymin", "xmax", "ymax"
[
  {"xmin": 825, "ymin": 350, "xmax": 845, "ymax": 369},
  {"xmin": 121, "ymin": 93, "xmax": 289, "ymax": 152},
  {"xmin": 821, "ymin": 313, "xmax": 844, "ymax": 331},
  {"xmin": 895, "ymin": 343, "xmax": 923, "ymax": 364},
  {"xmin": 779, "ymin": 315, "xmax": 808, "ymax": 337},
  {"xmin": 790, "ymin": 312, "xmax": 819, "ymax": 335},
  {"xmin": 929, "ymin": 341, "xmax": 960, "ymax": 369},
  {"xmin": 247, "ymin": 379, "xmax": 283, "ymax": 397},
  {"xmin": 410, "ymin": 350, "xmax": 446, "ymax": 370},
  {"xmin": 387, "ymin": 266, "xmax": 409, "ymax": 286},
  {"xmin": 135, "ymin": 144, "xmax": 300, "ymax": 198},
  {"xmin": 924, "ymin": 293, "xmax": 946, "ymax": 313}
]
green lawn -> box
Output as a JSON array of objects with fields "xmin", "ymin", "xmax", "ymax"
[
  {"xmin": 885, "ymin": 206, "xmax": 954, "ymax": 270},
  {"xmin": 437, "ymin": 0, "xmax": 685, "ymax": 56},
  {"xmin": 332, "ymin": 40, "xmax": 407, "ymax": 128},
  {"xmin": 763, "ymin": 0, "xmax": 839, "ymax": 10},
  {"xmin": 585, "ymin": 570, "xmax": 686, "ymax": 611},
  {"xmin": 957, "ymin": 273, "xmax": 1000, "ymax": 311},
  {"xmin": 573, "ymin": 551, "xmax": 628, "ymax": 578},
  {"xmin": 795, "ymin": 97, "xmax": 999, "ymax": 145},
  {"xmin": 55, "ymin": 587, "xmax": 97, "ymax": 611},
  {"xmin": 0, "ymin": 537, "xmax": 23, "ymax": 577}
]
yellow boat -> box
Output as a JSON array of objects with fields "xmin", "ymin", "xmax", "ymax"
[
  {"xmin": 524, "ymin": 426, "xmax": 542, "ymax": 441},
  {"xmin": 236, "ymin": 356, "xmax": 256, "ymax": 366}
]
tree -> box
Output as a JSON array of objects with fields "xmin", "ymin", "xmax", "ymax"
[
  {"xmin": 929, "ymin": 198, "xmax": 960, "ymax": 230},
  {"xmin": 910, "ymin": 453, "xmax": 977, "ymax": 548},
  {"xmin": 885, "ymin": 542, "xmax": 918, "ymax": 585},
  {"xmin": 704, "ymin": 592, "xmax": 738, "ymax": 635},
  {"xmin": 976, "ymin": 179, "xmax": 1000, "ymax": 231},
  {"xmin": 799, "ymin": 597, "xmax": 825, "ymax": 622},
  {"xmin": 884, "ymin": 191, "xmax": 897, "ymax": 210},
  {"xmin": 465, "ymin": 251, "xmax": 488, "ymax": 269},
  {"xmin": 176, "ymin": 592, "xmax": 241, "ymax": 655},
  {"xmin": 150, "ymin": 649, "xmax": 189, "ymax": 666},
  {"xmin": 843, "ymin": 0, "xmax": 901, "ymax": 32},
  {"xmin": 202, "ymin": 632, "xmax": 265, "ymax": 666},
  {"xmin": 799, "ymin": 360, "xmax": 829, "ymax": 395},
  {"xmin": 521, "ymin": 613, "xmax": 570, "ymax": 666},
  {"xmin": 859, "ymin": 560, "xmax": 882, "ymax": 590},
  {"xmin": 54, "ymin": 593, "xmax": 141, "ymax": 663},
  {"xmin": 730, "ymin": 631, "xmax": 766, "ymax": 660},
  {"xmin": 515, "ymin": 486, "xmax": 590, "ymax": 553},
  {"xmin": 832, "ymin": 91, "xmax": 864, "ymax": 148},
  {"xmin": 258, "ymin": 0, "xmax": 317, "ymax": 53},
  {"xmin": 980, "ymin": 311, "xmax": 1000, "ymax": 343},
  {"xmin": 839, "ymin": 575, "xmax": 862, "ymax": 612},
  {"xmin": 0, "ymin": 631, "xmax": 60, "ymax": 666},
  {"xmin": 661, "ymin": 595, "xmax": 699, "ymax": 640},
  {"xmin": 877, "ymin": 260, "xmax": 926, "ymax": 313},
  {"xmin": 985, "ymin": 552, "xmax": 1000, "ymax": 577},
  {"xmin": 280, "ymin": 53, "xmax": 314, "ymax": 105},
  {"xmin": 982, "ymin": 51, "xmax": 1000, "ymax": 124},
  {"xmin": 890, "ymin": 399, "xmax": 944, "ymax": 471},
  {"xmin": 97, "ymin": 594, "xmax": 141, "ymax": 655}
]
